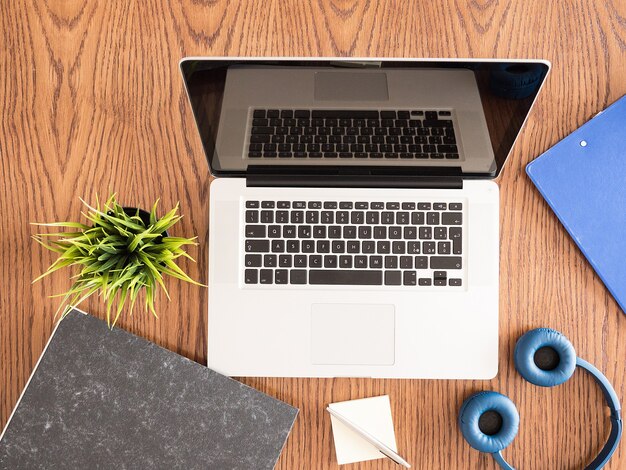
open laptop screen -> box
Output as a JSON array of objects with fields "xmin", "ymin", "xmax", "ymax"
[{"xmin": 181, "ymin": 58, "xmax": 549, "ymax": 178}]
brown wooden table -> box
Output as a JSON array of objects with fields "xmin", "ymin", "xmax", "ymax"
[{"xmin": 2, "ymin": 1, "xmax": 625, "ymax": 468}]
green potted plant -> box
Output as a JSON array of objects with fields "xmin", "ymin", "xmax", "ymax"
[{"xmin": 32, "ymin": 194, "xmax": 203, "ymax": 327}]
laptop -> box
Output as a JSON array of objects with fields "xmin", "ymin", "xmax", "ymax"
[{"xmin": 180, "ymin": 58, "xmax": 550, "ymax": 379}]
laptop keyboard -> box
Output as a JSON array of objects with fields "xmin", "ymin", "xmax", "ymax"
[
  {"xmin": 243, "ymin": 200, "xmax": 464, "ymax": 287},
  {"xmin": 247, "ymin": 109, "xmax": 459, "ymax": 160}
]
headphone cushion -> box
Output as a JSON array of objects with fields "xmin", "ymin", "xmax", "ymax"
[
  {"xmin": 489, "ymin": 63, "xmax": 545, "ymax": 99},
  {"xmin": 514, "ymin": 328, "xmax": 577, "ymax": 387},
  {"xmin": 458, "ymin": 391, "xmax": 520, "ymax": 454}
]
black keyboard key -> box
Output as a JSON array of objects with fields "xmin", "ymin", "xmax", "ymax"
[
  {"xmin": 366, "ymin": 211, "xmax": 380, "ymax": 224},
  {"xmin": 281, "ymin": 110, "xmax": 293, "ymax": 118},
  {"xmin": 449, "ymin": 278, "xmax": 462, "ymax": 286},
  {"xmin": 253, "ymin": 109, "xmax": 266, "ymax": 118},
  {"xmin": 271, "ymin": 240, "xmax": 285, "ymax": 253},
  {"xmin": 347, "ymin": 240, "xmax": 360, "ymax": 253},
  {"xmin": 438, "ymin": 144, "xmax": 458, "ymax": 153},
  {"xmin": 291, "ymin": 211, "xmax": 304, "ymax": 224},
  {"xmin": 245, "ymin": 269, "xmax": 258, "ymax": 284},
  {"xmin": 392, "ymin": 241, "xmax": 406, "ymax": 254},
  {"xmin": 246, "ymin": 225, "xmax": 266, "ymax": 238},
  {"xmin": 374, "ymin": 226, "xmax": 386, "ymax": 239},
  {"xmin": 248, "ymin": 151, "xmax": 262, "ymax": 158},
  {"xmin": 246, "ymin": 210, "xmax": 259, "ymax": 223},
  {"xmin": 261, "ymin": 210, "xmax": 274, "ymax": 223},
  {"xmin": 427, "ymin": 212, "xmax": 440, "ymax": 225},
  {"xmin": 294, "ymin": 110, "xmax": 310, "ymax": 118},
  {"xmin": 381, "ymin": 212, "xmax": 394, "ymax": 224},
  {"xmin": 449, "ymin": 203, "xmax": 463, "ymax": 210},
  {"xmin": 355, "ymin": 202, "xmax": 369, "ymax": 209},
  {"xmin": 328, "ymin": 226, "xmax": 342, "ymax": 238},
  {"xmin": 251, "ymin": 126, "xmax": 274, "ymax": 135},
  {"xmin": 434, "ymin": 227, "xmax": 447, "ymax": 239},
  {"xmin": 317, "ymin": 240, "xmax": 330, "ymax": 253},
  {"xmin": 290, "ymin": 270, "xmax": 307, "ymax": 284},
  {"xmin": 411, "ymin": 212, "xmax": 424, "ymax": 225},
  {"xmin": 287, "ymin": 240, "xmax": 300, "ymax": 253},
  {"xmin": 268, "ymin": 226, "xmax": 281, "ymax": 238},
  {"xmin": 385, "ymin": 256, "xmax": 398, "ymax": 269},
  {"xmin": 245, "ymin": 240, "xmax": 269, "ymax": 252},
  {"xmin": 275, "ymin": 269, "xmax": 288, "ymax": 284},
  {"xmin": 430, "ymin": 256, "xmax": 462, "ymax": 269},
  {"xmin": 380, "ymin": 111, "xmax": 396, "ymax": 119},
  {"xmin": 396, "ymin": 212, "xmax": 409, "ymax": 224},
  {"xmin": 309, "ymin": 255, "xmax": 322, "ymax": 267},
  {"xmin": 324, "ymin": 255, "xmax": 338, "ymax": 268},
  {"xmin": 415, "ymin": 256, "xmax": 428, "ymax": 269},
  {"xmin": 423, "ymin": 241, "xmax": 436, "ymax": 254},
  {"xmin": 418, "ymin": 203, "xmax": 431, "ymax": 210},
  {"xmin": 385, "ymin": 271, "xmax": 401, "ymax": 285},
  {"xmin": 425, "ymin": 111, "xmax": 438, "ymax": 120},
  {"xmin": 313, "ymin": 226, "xmax": 327, "ymax": 238},
  {"xmin": 450, "ymin": 227, "xmax": 462, "ymax": 254},
  {"xmin": 362, "ymin": 241, "xmax": 375, "ymax": 254},
  {"xmin": 407, "ymin": 241, "xmax": 421, "ymax": 254},
  {"xmin": 419, "ymin": 278, "xmax": 432, "ymax": 286},
  {"xmin": 355, "ymin": 256, "xmax": 368, "ymax": 268},
  {"xmin": 442, "ymin": 212, "xmax": 463, "ymax": 225},
  {"xmin": 260, "ymin": 269, "xmax": 273, "ymax": 284},
  {"xmin": 267, "ymin": 109, "xmax": 280, "ymax": 118},
  {"xmin": 434, "ymin": 278, "xmax": 447, "ymax": 286},
  {"xmin": 279, "ymin": 255, "xmax": 292, "ymax": 268},
  {"xmin": 246, "ymin": 201, "xmax": 260, "ymax": 208},
  {"xmin": 302, "ymin": 240, "xmax": 315, "ymax": 253},
  {"xmin": 358, "ymin": 226, "xmax": 372, "ymax": 239},
  {"xmin": 332, "ymin": 241, "xmax": 346, "ymax": 253},
  {"xmin": 309, "ymin": 270, "xmax": 382, "ymax": 285},
  {"xmin": 343, "ymin": 226, "xmax": 356, "ymax": 239},
  {"xmin": 245, "ymin": 254, "xmax": 262, "ymax": 267},
  {"xmin": 404, "ymin": 227, "xmax": 417, "ymax": 240},
  {"xmin": 297, "ymin": 226, "xmax": 311, "ymax": 239},
  {"xmin": 339, "ymin": 255, "xmax": 352, "ymax": 268},
  {"xmin": 336, "ymin": 211, "xmax": 349, "ymax": 224},
  {"xmin": 438, "ymin": 241, "xmax": 451, "ymax": 254},
  {"xmin": 419, "ymin": 227, "xmax": 432, "ymax": 239},
  {"xmin": 294, "ymin": 255, "xmax": 307, "ymax": 267},
  {"xmin": 276, "ymin": 211, "xmax": 289, "ymax": 223},
  {"xmin": 252, "ymin": 118, "xmax": 269, "ymax": 126},
  {"xmin": 389, "ymin": 226, "xmax": 402, "ymax": 239},
  {"xmin": 264, "ymin": 254, "xmax": 277, "ymax": 267},
  {"xmin": 324, "ymin": 201, "xmax": 338, "ymax": 209},
  {"xmin": 403, "ymin": 271, "xmax": 417, "ymax": 286},
  {"xmin": 369, "ymin": 256, "xmax": 383, "ymax": 268},
  {"xmin": 377, "ymin": 241, "xmax": 390, "ymax": 254},
  {"xmin": 351, "ymin": 211, "xmax": 364, "ymax": 224},
  {"xmin": 283, "ymin": 226, "xmax": 296, "ymax": 238},
  {"xmin": 400, "ymin": 256, "xmax": 413, "ymax": 269}
]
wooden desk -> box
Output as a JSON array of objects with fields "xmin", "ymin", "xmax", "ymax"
[{"xmin": 2, "ymin": 1, "xmax": 624, "ymax": 468}]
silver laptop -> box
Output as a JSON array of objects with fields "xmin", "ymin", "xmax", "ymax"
[{"xmin": 181, "ymin": 58, "xmax": 550, "ymax": 379}]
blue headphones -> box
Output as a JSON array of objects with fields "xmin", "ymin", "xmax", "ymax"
[{"xmin": 459, "ymin": 328, "xmax": 622, "ymax": 469}]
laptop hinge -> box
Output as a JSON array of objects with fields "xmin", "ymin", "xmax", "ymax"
[{"xmin": 246, "ymin": 166, "xmax": 463, "ymax": 189}]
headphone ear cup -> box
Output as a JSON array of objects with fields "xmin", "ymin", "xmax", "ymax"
[
  {"xmin": 458, "ymin": 391, "xmax": 520, "ymax": 454},
  {"xmin": 514, "ymin": 328, "xmax": 577, "ymax": 387}
]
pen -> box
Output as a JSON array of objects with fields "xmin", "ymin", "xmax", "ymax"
[{"xmin": 326, "ymin": 406, "xmax": 411, "ymax": 468}]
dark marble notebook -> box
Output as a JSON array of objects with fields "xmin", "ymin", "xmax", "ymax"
[{"xmin": 0, "ymin": 310, "xmax": 298, "ymax": 469}]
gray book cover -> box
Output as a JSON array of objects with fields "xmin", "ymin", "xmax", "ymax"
[{"xmin": 0, "ymin": 309, "xmax": 298, "ymax": 469}]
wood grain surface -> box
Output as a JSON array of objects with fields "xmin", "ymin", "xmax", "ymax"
[{"xmin": 1, "ymin": 1, "xmax": 625, "ymax": 468}]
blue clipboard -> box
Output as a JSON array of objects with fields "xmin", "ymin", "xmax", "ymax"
[{"xmin": 526, "ymin": 94, "xmax": 626, "ymax": 315}]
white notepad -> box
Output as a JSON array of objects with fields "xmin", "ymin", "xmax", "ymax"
[{"xmin": 328, "ymin": 395, "xmax": 398, "ymax": 465}]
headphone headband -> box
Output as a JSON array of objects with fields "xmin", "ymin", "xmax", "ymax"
[{"xmin": 576, "ymin": 357, "xmax": 622, "ymax": 470}]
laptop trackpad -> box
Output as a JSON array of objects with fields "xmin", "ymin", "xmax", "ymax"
[{"xmin": 311, "ymin": 304, "xmax": 395, "ymax": 365}]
